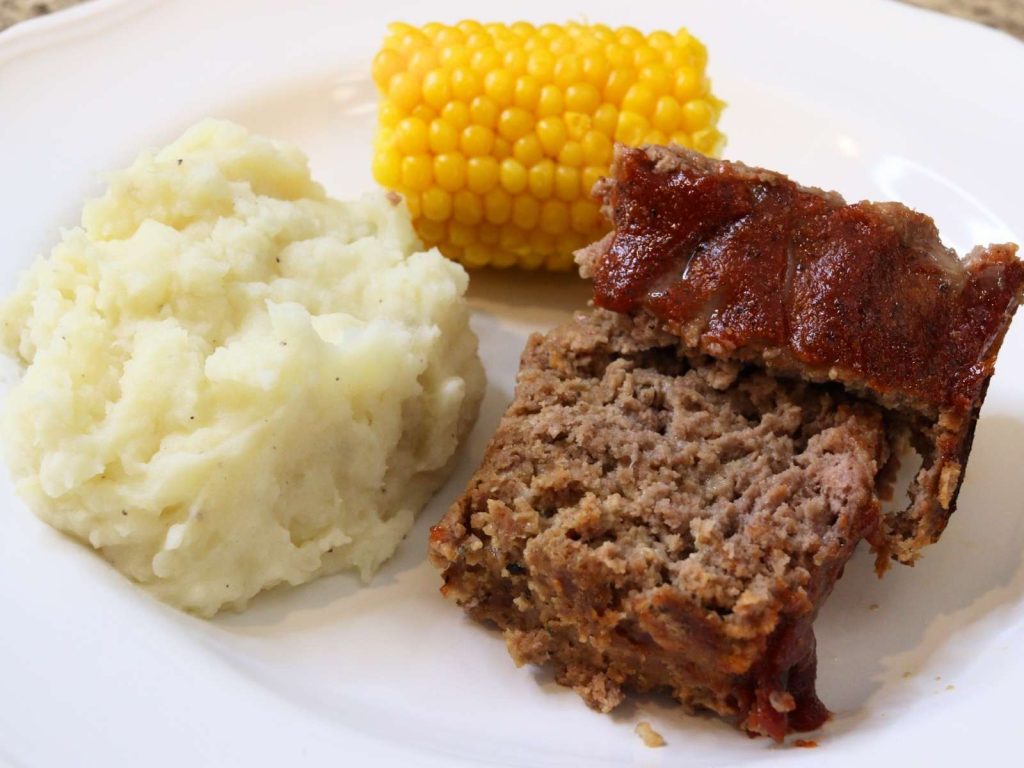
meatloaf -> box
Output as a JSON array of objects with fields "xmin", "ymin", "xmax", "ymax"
[
  {"xmin": 430, "ymin": 145, "xmax": 1023, "ymax": 740},
  {"xmin": 430, "ymin": 309, "xmax": 889, "ymax": 739},
  {"xmin": 578, "ymin": 145, "xmax": 1024, "ymax": 564}
]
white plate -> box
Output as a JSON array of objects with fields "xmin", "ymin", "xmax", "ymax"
[{"xmin": 1, "ymin": 0, "xmax": 1022, "ymax": 765}]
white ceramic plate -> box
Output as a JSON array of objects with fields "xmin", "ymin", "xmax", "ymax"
[{"xmin": 1, "ymin": 0, "xmax": 1022, "ymax": 765}]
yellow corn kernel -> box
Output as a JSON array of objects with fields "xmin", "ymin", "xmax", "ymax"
[
  {"xmin": 471, "ymin": 47, "xmax": 503, "ymax": 72},
  {"xmin": 395, "ymin": 117, "xmax": 429, "ymax": 155},
  {"xmin": 469, "ymin": 95, "xmax": 499, "ymax": 128},
  {"xmin": 371, "ymin": 149, "xmax": 401, "ymax": 188},
  {"xmin": 554, "ymin": 55, "xmax": 582, "ymax": 88},
  {"xmin": 670, "ymin": 130, "xmax": 694, "ymax": 149},
  {"xmin": 616, "ymin": 26, "xmax": 644, "ymax": 47},
  {"xmin": 536, "ymin": 116, "xmax": 567, "ymax": 156},
  {"xmin": 615, "ymin": 111, "xmax": 649, "ymax": 145},
  {"xmin": 410, "ymin": 104, "xmax": 436, "ymax": 123},
  {"xmin": 458, "ymin": 20, "xmax": 484, "ymax": 35},
  {"xmin": 540, "ymin": 200, "xmax": 569, "ymax": 234},
  {"xmin": 582, "ymin": 130, "xmax": 612, "ymax": 165},
  {"xmin": 633, "ymin": 46, "xmax": 660, "ymax": 68},
  {"xmin": 372, "ymin": 20, "xmax": 725, "ymax": 270},
  {"xmin": 460, "ymin": 125, "xmax": 494, "ymax": 156},
  {"xmin": 681, "ymin": 98, "xmax": 715, "ymax": 131},
  {"xmin": 557, "ymin": 141, "xmax": 584, "ymax": 168},
  {"xmin": 428, "ymin": 119, "xmax": 459, "ymax": 153},
  {"xmin": 450, "ymin": 68, "xmax": 481, "ymax": 102},
  {"xmin": 497, "ymin": 107, "xmax": 533, "ymax": 142},
  {"xmin": 453, "ymin": 190, "xmax": 484, "ymax": 225},
  {"xmin": 565, "ymin": 82, "xmax": 601, "ymax": 114},
  {"xmin": 652, "ymin": 95, "xmax": 682, "ymax": 133},
  {"xmin": 674, "ymin": 66, "xmax": 704, "ymax": 101},
  {"xmin": 554, "ymin": 165, "xmax": 580, "ymax": 202},
  {"xmin": 513, "ymin": 75, "xmax": 541, "ymax": 110},
  {"xmin": 483, "ymin": 188, "xmax": 512, "ymax": 224},
  {"xmin": 478, "ymin": 222, "xmax": 501, "ymax": 245},
  {"xmin": 378, "ymin": 101, "xmax": 403, "ymax": 128},
  {"xmin": 512, "ymin": 196, "xmax": 541, "ymax": 229},
  {"xmin": 408, "ymin": 48, "xmax": 440, "ymax": 78},
  {"xmin": 639, "ymin": 64, "xmax": 673, "ymax": 95},
  {"xmin": 400, "ymin": 155, "xmax": 432, "ymax": 191},
  {"xmin": 580, "ymin": 52, "xmax": 610, "ymax": 88},
  {"xmin": 499, "ymin": 225, "xmax": 530, "ymax": 255},
  {"xmin": 484, "ymin": 69, "xmax": 516, "ymax": 106},
  {"xmin": 564, "ymin": 112, "xmax": 591, "ymax": 142},
  {"xmin": 421, "ymin": 69, "xmax": 450, "ymax": 109},
  {"xmin": 434, "ymin": 153, "xmax": 467, "ymax": 191},
  {"xmin": 622, "ymin": 82, "xmax": 657, "ymax": 115},
  {"xmin": 440, "ymin": 45, "xmax": 471, "ymax": 68},
  {"xmin": 603, "ymin": 67, "xmax": 635, "ymax": 104},
  {"xmin": 421, "ymin": 188, "xmax": 452, "ymax": 221},
  {"xmin": 499, "ymin": 158, "xmax": 529, "ymax": 194},
  {"xmin": 467, "ymin": 32, "xmax": 492, "ymax": 50},
  {"xmin": 605, "ymin": 43, "xmax": 632, "ymax": 69},
  {"xmin": 417, "ymin": 218, "xmax": 446, "ymax": 243},
  {"xmin": 466, "ymin": 156, "xmax": 499, "ymax": 193},
  {"xmin": 503, "ymin": 48, "xmax": 529, "ymax": 76},
  {"xmin": 528, "ymin": 159, "xmax": 556, "ymax": 199},
  {"xmin": 462, "ymin": 243, "xmax": 491, "ymax": 267},
  {"xmin": 513, "ymin": 134, "xmax": 544, "ymax": 167},
  {"xmin": 694, "ymin": 128, "xmax": 726, "ymax": 156},
  {"xmin": 571, "ymin": 200, "xmax": 601, "ymax": 233},
  {"xmin": 440, "ymin": 101, "xmax": 471, "ymax": 130},
  {"xmin": 527, "ymin": 49, "xmax": 556, "ymax": 81},
  {"xmin": 536, "ymin": 85, "xmax": 564, "ymax": 117},
  {"xmin": 388, "ymin": 72, "xmax": 421, "ymax": 112},
  {"xmin": 449, "ymin": 221, "xmax": 476, "ymax": 247},
  {"xmin": 592, "ymin": 103, "xmax": 619, "ymax": 136},
  {"xmin": 372, "ymin": 49, "xmax": 406, "ymax": 89},
  {"xmin": 647, "ymin": 30, "xmax": 673, "ymax": 50}
]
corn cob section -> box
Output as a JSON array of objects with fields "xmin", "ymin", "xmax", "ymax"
[{"xmin": 371, "ymin": 21, "xmax": 726, "ymax": 270}]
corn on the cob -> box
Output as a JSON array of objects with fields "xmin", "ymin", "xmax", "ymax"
[{"xmin": 371, "ymin": 21, "xmax": 726, "ymax": 271}]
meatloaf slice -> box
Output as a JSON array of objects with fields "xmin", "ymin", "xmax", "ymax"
[
  {"xmin": 429, "ymin": 308, "xmax": 889, "ymax": 740},
  {"xmin": 577, "ymin": 145, "xmax": 1024, "ymax": 564}
]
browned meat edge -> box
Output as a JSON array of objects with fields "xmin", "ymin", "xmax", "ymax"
[{"xmin": 577, "ymin": 144, "xmax": 1024, "ymax": 564}]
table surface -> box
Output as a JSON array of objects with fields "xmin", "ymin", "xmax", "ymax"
[{"xmin": 1, "ymin": 0, "xmax": 1023, "ymax": 38}]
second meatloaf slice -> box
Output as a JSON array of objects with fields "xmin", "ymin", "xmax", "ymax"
[{"xmin": 429, "ymin": 308, "xmax": 889, "ymax": 740}]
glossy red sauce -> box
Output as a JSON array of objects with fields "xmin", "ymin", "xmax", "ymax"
[{"xmin": 593, "ymin": 147, "xmax": 1024, "ymax": 413}]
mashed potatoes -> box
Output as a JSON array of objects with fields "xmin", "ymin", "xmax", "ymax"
[{"xmin": 0, "ymin": 119, "xmax": 484, "ymax": 616}]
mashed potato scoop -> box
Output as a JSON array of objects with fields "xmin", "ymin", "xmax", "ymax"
[{"xmin": 0, "ymin": 119, "xmax": 485, "ymax": 617}]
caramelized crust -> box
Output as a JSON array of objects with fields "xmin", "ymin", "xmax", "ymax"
[{"xmin": 578, "ymin": 145, "xmax": 1024, "ymax": 562}]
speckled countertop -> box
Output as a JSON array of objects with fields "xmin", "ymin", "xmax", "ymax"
[{"xmin": 1, "ymin": 0, "xmax": 1023, "ymax": 37}]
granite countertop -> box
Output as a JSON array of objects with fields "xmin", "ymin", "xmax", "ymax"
[{"xmin": 2, "ymin": 0, "xmax": 1023, "ymax": 38}]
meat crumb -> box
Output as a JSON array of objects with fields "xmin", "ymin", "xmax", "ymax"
[{"xmin": 634, "ymin": 721, "xmax": 665, "ymax": 748}]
